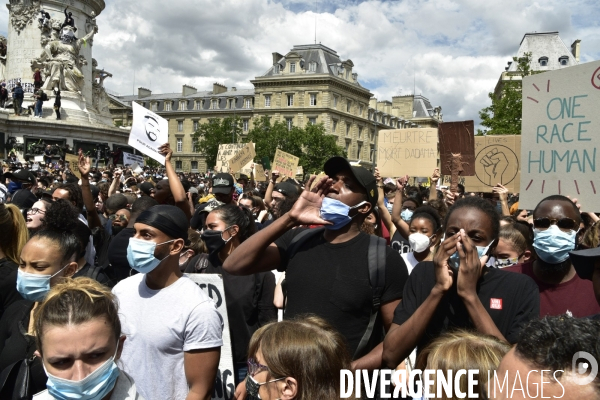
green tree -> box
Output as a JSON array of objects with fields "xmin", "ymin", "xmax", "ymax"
[
  {"xmin": 300, "ymin": 122, "xmax": 346, "ymax": 175},
  {"xmin": 193, "ymin": 117, "xmax": 242, "ymax": 169},
  {"xmin": 478, "ymin": 52, "xmax": 537, "ymax": 135}
]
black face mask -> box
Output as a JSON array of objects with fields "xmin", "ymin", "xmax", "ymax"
[{"xmin": 201, "ymin": 228, "xmax": 233, "ymax": 267}]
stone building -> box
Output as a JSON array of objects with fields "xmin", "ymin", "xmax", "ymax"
[{"xmin": 109, "ymin": 44, "xmax": 442, "ymax": 173}]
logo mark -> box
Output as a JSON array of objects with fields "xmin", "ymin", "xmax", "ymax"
[
  {"xmin": 572, "ymin": 351, "xmax": 598, "ymax": 385},
  {"xmin": 490, "ymin": 298, "xmax": 503, "ymax": 310}
]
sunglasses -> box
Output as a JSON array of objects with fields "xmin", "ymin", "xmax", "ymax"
[
  {"xmin": 246, "ymin": 358, "xmax": 269, "ymax": 377},
  {"xmin": 109, "ymin": 214, "xmax": 128, "ymax": 221},
  {"xmin": 533, "ymin": 217, "xmax": 578, "ymax": 232}
]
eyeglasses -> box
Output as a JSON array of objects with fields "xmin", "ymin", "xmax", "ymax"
[
  {"xmin": 28, "ymin": 208, "xmax": 45, "ymax": 215},
  {"xmin": 109, "ymin": 214, "xmax": 128, "ymax": 221},
  {"xmin": 247, "ymin": 358, "xmax": 269, "ymax": 377},
  {"xmin": 533, "ymin": 217, "xmax": 579, "ymax": 232}
]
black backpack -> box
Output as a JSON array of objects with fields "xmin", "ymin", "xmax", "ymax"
[
  {"xmin": 41, "ymin": 92, "xmax": 48, "ymax": 101},
  {"xmin": 284, "ymin": 227, "xmax": 386, "ymax": 360}
]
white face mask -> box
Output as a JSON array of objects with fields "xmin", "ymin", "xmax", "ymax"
[{"xmin": 409, "ymin": 232, "xmax": 432, "ymax": 253}]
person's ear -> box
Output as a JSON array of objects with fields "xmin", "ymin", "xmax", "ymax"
[
  {"xmin": 357, "ymin": 201, "xmax": 371, "ymax": 215},
  {"xmin": 521, "ymin": 250, "xmax": 532, "ymax": 263},
  {"xmin": 116, "ymin": 335, "xmax": 126, "ymax": 361},
  {"xmin": 170, "ymin": 238, "xmax": 185, "ymax": 254},
  {"xmin": 227, "ymin": 225, "xmax": 240, "ymax": 239},
  {"xmin": 279, "ymin": 377, "xmax": 298, "ymax": 400},
  {"xmin": 64, "ymin": 261, "xmax": 78, "ymax": 278}
]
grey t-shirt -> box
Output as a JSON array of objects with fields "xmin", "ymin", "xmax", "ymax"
[{"xmin": 113, "ymin": 274, "xmax": 223, "ymax": 400}]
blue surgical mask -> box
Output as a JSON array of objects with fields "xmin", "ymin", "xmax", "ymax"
[
  {"xmin": 16, "ymin": 264, "xmax": 69, "ymax": 302},
  {"xmin": 401, "ymin": 209, "xmax": 414, "ymax": 222},
  {"xmin": 320, "ymin": 197, "xmax": 367, "ymax": 230},
  {"xmin": 44, "ymin": 345, "xmax": 120, "ymax": 400},
  {"xmin": 126, "ymin": 238, "xmax": 174, "ymax": 273},
  {"xmin": 448, "ymin": 240, "xmax": 493, "ymax": 270},
  {"xmin": 533, "ymin": 225, "xmax": 577, "ymax": 264}
]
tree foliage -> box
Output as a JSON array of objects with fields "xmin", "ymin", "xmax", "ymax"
[
  {"xmin": 478, "ymin": 52, "xmax": 536, "ymax": 135},
  {"xmin": 194, "ymin": 117, "xmax": 242, "ymax": 168}
]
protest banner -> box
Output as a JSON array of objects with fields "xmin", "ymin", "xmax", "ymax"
[
  {"xmin": 215, "ymin": 143, "xmax": 255, "ymax": 174},
  {"xmin": 123, "ymin": 151, "xmax": 145, "ymax": 167},
  {"xmin": 520, "ymin": 60, "xmax": 600, "ymax": 211},
  {"xmin": 376, "ymin": 128, "xmax": 438, "ymax": 177},
  {"xmin": 254, "ymin": 164, "xmax": 267, "ymax": 181},
  {"xmin": 185, "ymin": 274, "xmax": 235, "ymax": 400},
  {"xmin": 129, "ymin": 102, "xmax": 168, "ymax": 165},
  {"xmin": 64, "ymin": 153, "xmax": 81, "ymax": 179},
  {"xmin": 34, "ymin": 155, "xmax": 44, "ymax": 162},
  {"xmin": 463, "ymin": 135, "xmax": 521, "ymax": 193},
  {"xmin": 228, "ymin": 143, "xmax": 256, "ymax": 174},
  {"xmin": 272, "ymin": 149, "xmax": 300, "ymax": 178},
  {"xmin": 439, "ymin": 121, "xmax": 476, "ymax": 176}
]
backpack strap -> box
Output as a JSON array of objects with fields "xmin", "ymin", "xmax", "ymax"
[
  {"xmin": 353, "ymin": 235, "xmax": 387, "ymax": 360},
  {"xmin": 283, "ymin": 227, "xmax": 325, "ymax": 269}
]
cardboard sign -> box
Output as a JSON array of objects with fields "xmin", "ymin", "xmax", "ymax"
[
  {"xmin": 376, "ymin": 128, "xmax": 438, "ymax": 177},
  {"xmin": 64, "ymin": 153, "xmax": 81, "ymax": 179},
  {"xmin": 185, "ymin": 274, "xmax": 235, "ymax": 400},
  {"xmin": 296, "ymin": 166, "xmax": 304, "ymax": 176},
  {"xmin": 123, "ymin": 152, "xmax": 145, "ymax": 167},
  {"xmin": 520, "ymin": 60, "xmax": 600, "ymax": 211},
  {"xmin": 228, "ymin": 143, "xmax": 256, "ymax": 173},
  {"xmin": 215, "ymin": 143, "xmax": 255, "ymax": 175},
  {"xmin": 463, "ymin": 136, "xmax": 521, "ymax": 193},
  {"xmin": 129, "ymin": 102, "xmax": 168, "ymax": 165},
  {"xmin": 272, "ymin": 149, "xmax": 300, "ymax": 178},
  {"xmin": 439, "ymin": 121, "xmax": 476, "ymax": 176},
  {"xmin": 34, "ymin": 155, "xmax": 44, "ymax": 162},
  {"xmin": 254, "ymin": 164, "xmax": 267, "ymax": 182}
]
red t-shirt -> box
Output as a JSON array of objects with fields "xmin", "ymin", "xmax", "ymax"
[{"xmin": 504, "ymin": 262, "xmax": 600, "ymax": 318}]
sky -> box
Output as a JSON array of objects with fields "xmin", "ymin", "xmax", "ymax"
[{"xmin": 1, "ymin": 0, "xmax": 599, "ymax": 127}]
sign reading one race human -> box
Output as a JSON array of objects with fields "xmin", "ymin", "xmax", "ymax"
[{"xmin": 520, "ymin": 60, "xmax": 600, "ymax": 211}]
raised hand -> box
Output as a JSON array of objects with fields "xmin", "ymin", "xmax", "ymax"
[
  {"xmin": 432, "ymin": 233, "xmax": 457, "ymax": 294},
  {"xmin": 481, "ymin": 149, "xmax": 508, "ymax": 185},
  {"xmin": 77, "ymin": 150, "xmax": 91, "ymax": 179},
  {"xmin": 455, "ymin": 230, "xmax": 487, "ymax": 300},
  {"xmin": 158, "ymin": 143, "xmax": 173, "ymax": 162},
  {"xmin": 287, "ymin": 175, "xmax": 332, "ymax": 227},
  {"xmin": 431, "ymin": 167, "xmax": 440, "ymax": 183}
]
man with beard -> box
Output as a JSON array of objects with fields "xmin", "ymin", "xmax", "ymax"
[
  {"xmin": 110, "ymin": 208, "xmax": 131, "ymax": 236},
  {"xmin": 505, "ymin": 195, "xmax": 600, "ymax": 317}
]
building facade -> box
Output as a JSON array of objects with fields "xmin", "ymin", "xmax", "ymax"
[{"xmin": 109, "ymin": 44, "xmax": 442, "ymax": 173}]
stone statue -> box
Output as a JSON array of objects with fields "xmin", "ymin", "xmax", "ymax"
[
  {"xmin": 92, "ymin": 58, "xmax": 112, "ymax": 87},
  {"xmin": 61, "ymin": 7, "xmax": 77, "ymax": 32},
  {"xmin": 7, "ymin": 0, "xmax": 41, "ymax": 34},
  {"xmin": 91, "ymin": 58, "xmax": 112, "ymax": 114},
  {"xmin": 31, "ymin": 25, "xmax": 98, "ymax": 94},
  {"xmin": 0, "ymin": 36, "xmax": 6, "ymax": 82}
]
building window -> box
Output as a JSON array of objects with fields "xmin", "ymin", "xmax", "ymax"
[
  {"xmin": 559, "ymin": 56, "xmax": 569, "ymax": 66},
  {"xmin": 346, "ymin": 100, "xmax": 351, "ymax": 113},
  {"xmin": 370, "ymin": 145, "xmax": 374, "ymax": 161},
  {"xmin": 243, "ymin": 119, "xmax": 249, "ymax": 132},
  {"xmin": 308, "ymin": 117, "xmax": 316, "ymax": 125},
  {"xmin": 359, "ymin": 105, "xmax": 363, "ymax": 116},
  {"xmin": 175, "ymin": 161, "xmax": 182, "ymax": 171},
  {"xmin": 228, "ymin": 99, "xmax": 235, "ymax": 109},
  {"xmin": 346, "ymin": 123, "xmax": 351, "ymax": 136},
  {"xmin": 358, "ymin": 126, "xmax": 363, "ymax": 138},
  {"xmin": 151, "ymin": 103, "xmax": 158, "ymax": 111},
  {"xmin": 287, "ymin": 94, "xmax": 294, "ymax": 107},
  {"xmin": 192, "ymin": 138, "xmax": 198, "ymax": 152},
  {"xmin": 345, "ymin": 140, "xmax": 350, "ymax": 153},
  {"xmin": 265, "ymin": 95, "xmax": 271, "ymax": 107},
  {"xmin": 179, "ymin": 101, "xmax": 186, "ymax": 111},
  {"xmin": 357, "ymin": 143, "xmax": 362, "ymax": 159},
  {"xmin": 177, "ymin": 121, "xmax": 183, "ymax": 132},
  {"xmin": 539, "ymin": 57, "xmax": 549, "ymax": 67},
  {"xmin": 289, "ymin": 62, "xmax": 296, "ymax": 73},
  {"xmin": 193, "ymin": 121, "xmax": 199, "ymax": 131},
  {"xmin": 332, "ymin": 120, "xmax": 338, "ymax": 133},
  {"xmin": 164, "ymin": 102, "xmax": 172, "ymax": 111},
  {"xmin": 245, "ymin": 99, "xmax": 252, "ymax": 109},
  {"xmin": 286, "ymin": 118, "xmax": 293, "ymax": 130},
  {"xmin": 191, "ymin": 161, "xmax": 198, "ymax": 172},
  {"xmin": 333, "ymin": 95, "xmax": 338, "ymax": 108},
  {"xmin": 211, "ymin": 99, "xmax": 218, "ymax": 109},
  {"xmin": 195, "ymin": 101, "xmax": 202, "ymax": 110},
  {"xmin": 308, "ymin": 62, "xmax": 317, "ymax": 72},
  {"xmin": 370, "ymin": 129, "xmax": 375, "ymax": 141},
  {"xmin": 310, "ymin": 93, "xmax": 317, "ymax": 106},
  {"xmin": 176, "ymin": 138, "xmax": 183, "ymax": 152}
]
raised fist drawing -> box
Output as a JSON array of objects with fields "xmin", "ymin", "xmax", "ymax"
[{"xmin": 480, "ymin": 148, "xmax": 508, "ymax": 185}]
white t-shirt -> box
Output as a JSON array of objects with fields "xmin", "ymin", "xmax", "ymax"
[
  {"xmin": 401, "ymin": 252, "xmax": 419, "ymax": 274},
  {"xmin": 113, "ymin": 274, "xmax": 223, "ymax": 400}
]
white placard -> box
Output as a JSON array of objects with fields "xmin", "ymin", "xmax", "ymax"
[
  {"xmin": 129, "ymin": 102, "xmax": 168, "ymax": 165},
  {"xmin": 123, "ymin": 151, "xmax": 145, "ymax": 167},
  {"xmin": 34, "ymin": 155, "xmax": 44, "ymax": 162},
  {"xmin": 185, "ymin": 274, "xmax": 235, "ymax": 400}
]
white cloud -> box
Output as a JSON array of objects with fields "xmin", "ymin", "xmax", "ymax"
[{"xmin": 0, "ymin": 0, "xmax": 598, "ymax": 127}]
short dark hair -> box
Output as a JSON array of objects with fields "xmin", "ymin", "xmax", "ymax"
[
  {"xmin": 213, "ymin": 204, "xmax": 256, "ymax": 242},
  {"xmin": 533, "ymin": 195, "xmax": 581, "ymax": 222},
  {"xmin": 105, "ymin": 194, "xmax": 128, "ymax": 214},
  {"xmin": 444, "ymin": 196, "xmax": 500, "ymax": 240},
  {"xmin": 411, "ymin": 205, "xmax": 442, "ymax": 232},
  {"xmin": 36, "ymin": 199, "xmax": 81, "ymax": 264},
  {"xmin": 56, "ymin": 183, "xmax": 83, "ymax": 213},
  {"xmin": 131, "ymin": 196, "xmax": 158, "ymax": 215},
  {"xmin": 515, "ymin": 315, "xmax": 600, "ymax": 392}
]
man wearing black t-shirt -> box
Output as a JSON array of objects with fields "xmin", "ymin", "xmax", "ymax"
[{"xmin": 223, "ymin": 157, "xmax": 408, "ymax": 370}]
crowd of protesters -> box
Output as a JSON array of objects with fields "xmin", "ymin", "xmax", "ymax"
[{"xmin": 0, "ymin": 142, "xmax": 600, "ymax": 400}]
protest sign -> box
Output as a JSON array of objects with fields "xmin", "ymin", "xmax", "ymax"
[
  {"xmin": 254, "ymin": 164, "xmax": 267, "ymax": 181},
  {"xmin": 123, "ymin": 151, "xmax": 145, "ymax": 167},
  {"xmin": 520, "ymin": 60, "xmax": 600, "ymax": 211},
  {"xmin": 463, "ymin": 135, "xmax": 521, "ymax": 193},
  {"xmin": 272, "ymin": 149, "xmax": 300, "ymax": 178},
  {"xmin": 186, "ymin": 274, "xmax": 235, "ymax": 400},
  {"xmin": 228, "ymin": 143, "xmax": 255, "ymax": 174},
  {"xmin": 439, "ymin": 121, "xmax": 476, "ymax": 176},
  {"xmin": 64, "ymin": 153, "xmax": 81, "ymax": 179},
  {"xmin": 34, "ymin": 155, "xmax": 44, "ymax": 162},
  {"xmin": 32, "ymin": 162, "xmax": 39, "ymax": 171},
  {"xmin": 215, "ymin": 143, "xmax": 255, "ymax": 174},
  {"xmin": 129, "ymin": 102, "xmax": 168, "ymax": 165},
  {"xmin": 296, "ymin": 166, "xmax": 304, "ymax": 176},
  {"xmin": 376, "ymin": 128, "xmax": 438, "ymax": 177}
]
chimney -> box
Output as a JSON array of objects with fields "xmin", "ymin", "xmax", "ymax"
[
  {"xmin": 138, "ymin": 87, "xmax": 152, "ymax": 98},
  {"xmin": 231, "ymin": 87, "xmax": 237, "ymax": 91},
  {"xmin": 212, "ymin": 83, "xmax": 227, "ymax": 94},
  {"xmin": 182, "ymin": 84, "xmax": 197, "ymax": 96},
  {"xmin": 272, "ymin": 52, "xmax": 284, "ymax": 65},
  {"xmin": 571, "ymin": 39, "xmax": 581, "ymax": 63}
]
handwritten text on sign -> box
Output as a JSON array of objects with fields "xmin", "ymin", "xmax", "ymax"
[
  {"xmin": 520, "ymin": 60, "xmax": 600, "ymax": 211},
  {"xmin": 228, "ymin": 143, "xmax": 256, "ymax": 173},
  {"xmin": 272, "ymin": 149, "xmax": 300, "ymax": 178},
  {"xmin": 377, "ymin": 129, "xmax": 438, "ymax": 177}
]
